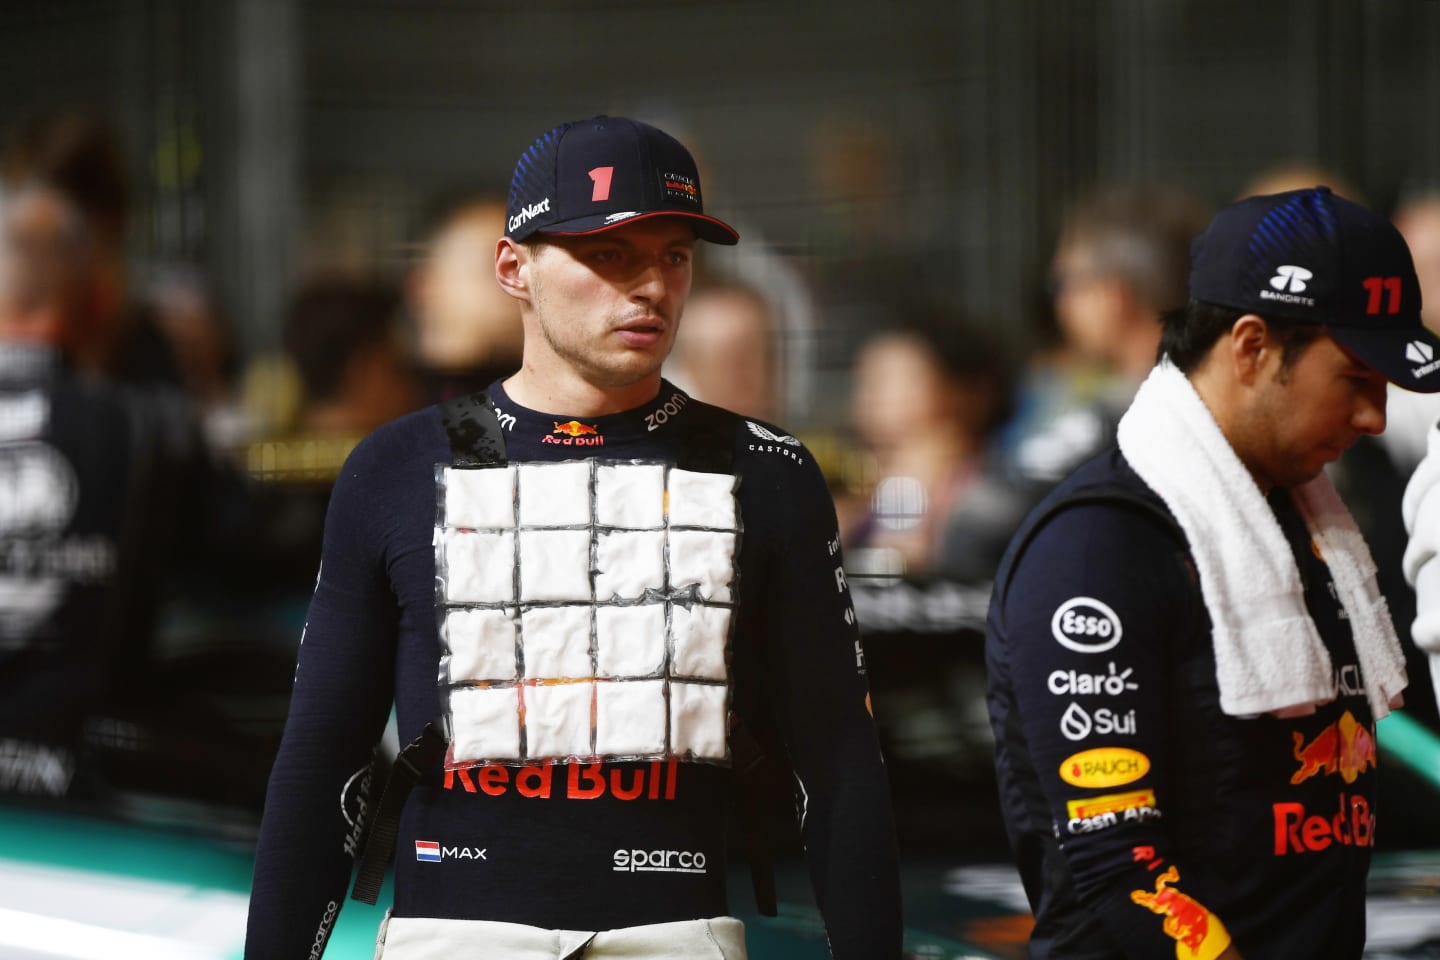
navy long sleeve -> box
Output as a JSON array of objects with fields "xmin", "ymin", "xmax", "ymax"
[
  {"xmin": 987, "ymin": 450, "xmax": 1376, "ymax": 960},
  {"xmin": 245, "ymin": 383, "xmax": 901, "ymax": 959}
]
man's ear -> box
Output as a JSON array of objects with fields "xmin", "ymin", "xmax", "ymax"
[
  {"xmin": 1229, "ymin": 314, "xmax": 1271, "ymax": 385},
  {"xmin": 495, "ymin": 237, "xmax": 531, "ymax": 303}
]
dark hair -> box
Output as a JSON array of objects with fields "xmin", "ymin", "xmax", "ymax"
[
  {"xmin": 284, "ymin": 278, "xmax": 403, "ymax": 403},
  {"xmin": 410, "ymin": 186, "xmax": 507, "ymax": 249},
  {"xmin": 2, "ymin": 110, "xmax": 130, "ymax": 243},
  {"xmin": 1159, "ymin": 299, "xmax": 1326, "ymax": 373},
  {"xmin": 862, "ymin": 300, "xmax": 1016, "ymax": 436}
]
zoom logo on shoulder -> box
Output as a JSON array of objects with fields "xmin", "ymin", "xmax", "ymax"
[{"xmin": 1051, "ymin": 597, "xmax": 1122, "ymax": 654}]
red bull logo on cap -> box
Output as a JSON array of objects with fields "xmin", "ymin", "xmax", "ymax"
[
  {"xmin": 544, "ymin": 421, "xmax": 604, "ymax": 447},
  {"xmin": 1290, "ymin": 710, "xmax": 1375, "ymax": 785}
]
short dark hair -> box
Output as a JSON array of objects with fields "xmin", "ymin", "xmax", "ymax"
[
  {"xmin": 284, "ymin": 278, "xmax": 402, "ymax": 404},
  {"xmin": 1159, "ymin": 299, "xmax": 1327, "ymax": 373},
  {"xmin": 861, "ymin": 300, "xmax": 1016, "ymax": 436},
  {"xmin": 2, "ymin": 110, "xmax": 130, "ymax": 244},
  {"xmin": 411, "ymin": 187, "xmax": 506, "ymax": 248}
]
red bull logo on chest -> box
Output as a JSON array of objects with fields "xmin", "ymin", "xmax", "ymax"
[
  {"xmin": 1290, "ymin": 710, "xmax": 1375, "ymax": 786},
  {"xmin": 1273, "ymin": 791, "xmax": 1374, "ymax": 855},
  {"xmin": 1272, "ymin": 711, "xmax": 1377, "ymax": 856},
  {"xmin": 545, "ymin": 421, "xmax": 604, "ymax": 446}
]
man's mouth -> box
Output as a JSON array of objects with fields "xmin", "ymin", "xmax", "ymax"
[{"xmin": 615, "ymin": 317, "xmax": 665, "ymax": 347}]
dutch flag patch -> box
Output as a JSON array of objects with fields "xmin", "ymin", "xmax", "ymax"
[{"xmin": 415, "ymin": 841, "xmax": 442, "ymax": 863}]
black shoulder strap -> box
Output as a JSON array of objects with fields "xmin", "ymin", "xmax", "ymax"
[
  {"xmin": 351, "ymin": 723, "xmax": 448, "ymax": 904},
  {"xmin": 673, "ymin": 403, "xmax": 775, "ymax": 914},
  {"xmin": 730, "ymin": 715, "xmax": 778, "ymax": 917},
  {"xmin": 995, "ymin": 484, "xmax": 1186, "ymax": 631},
  {"xmin": 353, "ymin": 394, "xmax": 508, "ymax": 904},
  {"xmin": 440, "ymin": 391, "xmax": 508, "ymax": 465}
]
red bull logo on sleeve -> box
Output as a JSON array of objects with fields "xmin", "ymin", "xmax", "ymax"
[
  {"xmin": 545, "ymin": 421, "xmax": 604, "ymax": 446},
  {"xmin": 1290, "ymin": 710, "xmax": 1375, "ymax": 785},
  {"xmin": 1129, "ymin": 859, "xmax": 1230, "ymax": 960}
]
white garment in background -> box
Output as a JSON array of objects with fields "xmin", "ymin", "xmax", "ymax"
[
  {"xmin": 1381, "ymin": 384, "xmax": 1440, "ymax": 476},
  {"xmin": 1401, "ymin": 420, "xmax": 1440, "ymax": 712}
]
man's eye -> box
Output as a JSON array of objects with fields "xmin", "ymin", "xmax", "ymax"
[
  {"xmin": 589, "ymin": 249, "xmax": 620, "ymax": 264},
  {"xmin": 667, "ymin": 251, "xmax": 692, "ymax": 267}
]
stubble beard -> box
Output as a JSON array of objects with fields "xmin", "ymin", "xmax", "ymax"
[
  {"xmin": 526, "ymin": 254, "xmax": 681, "ymax": 390},
  {"xmin": 534, "ymin": 307, "xmax": 675, "ymax": 390}
]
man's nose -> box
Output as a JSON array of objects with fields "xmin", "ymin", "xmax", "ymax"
[
  {"xmin": 630, "ymin": 261, "xmax": 666, "ymax": 306},
  {"xmin": 1354, "ymin": 383, "xmax": 1387, "ymax": 436}
]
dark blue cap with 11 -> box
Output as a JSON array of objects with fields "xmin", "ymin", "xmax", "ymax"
[
  {"xmin": 505, "ymin": 115, "xmax": 739, "ymax": 246},
  {"xmin": 1189, "ymin": 185, "xmax": 1440, "ymax": 392}
]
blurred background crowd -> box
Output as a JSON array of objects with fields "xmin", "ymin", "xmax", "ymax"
[{"xmin": 3, "ymin": 0, "xmax": 1440, "ymax": 954}]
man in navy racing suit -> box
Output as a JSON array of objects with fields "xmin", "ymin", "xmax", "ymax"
[
  {"xmin": 987, "ymin": 186, "xmax": 1440, "ymax": 959},
  {"xmin": 244, "ymin": 115, "xmax": 902, "ymax": 959}
]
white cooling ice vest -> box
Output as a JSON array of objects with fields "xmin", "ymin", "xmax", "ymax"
[{"xmin": 435, "ymin": 460, "xmax": 740, "ymax": 768}]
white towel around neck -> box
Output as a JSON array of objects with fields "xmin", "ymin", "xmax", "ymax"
[{"xmin": 1116, "ymin": 360, "xmax": 1406, "ymax": 720}]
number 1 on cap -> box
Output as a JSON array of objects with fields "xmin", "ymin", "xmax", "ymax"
[
  {"xmin": 1363, "ymin": 276, "xmax": 1402, "ymax": 315},
  {"xmin": 589, "ymin": 166, "xmax": 614, "ymax": 203}
]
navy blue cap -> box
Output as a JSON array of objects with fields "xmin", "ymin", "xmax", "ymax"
[
  {"xmin": 505, "ymin": 116, "xmax": 738, "ymax": 246},
  {"xmin": 1190, "ymin": 185, "xmax": 1440, "ymax": 392}
]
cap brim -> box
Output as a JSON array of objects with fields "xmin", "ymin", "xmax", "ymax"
[
  {"xmin": 537, "ymin": 210, "xmax": 739, "ymax": 245},
  {"xmin": 1328, "ymin": 323, "xmax": 1440, "ymax": 393}
]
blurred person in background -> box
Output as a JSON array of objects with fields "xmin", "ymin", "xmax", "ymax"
[
  {"xmin": 145, "ymin": 265, "xmax": 250, "ymax": 453},
  {"xmin": 1241, "ymin": 163, "xmax": 1366, "ymax": 206},
  {"xmin": 0, "ymin": 179, "xmax": 208, "ymax": 804},
  {"xmin": 407, "ymin": 191, "xmax": 523, "ymax": 404},
  {"xmin": 235, "ymin": 276, "xmax": 421, "ymax": 593},
  {"xmin": 285, "ymin": 276, "xmax": 418, "ymax": 439},
  {"xmin": 124, "ymin": 279, "xmax": 423, "ymax": 815},
  {"xmin": 666, "ymin": 280, "xmax": 780, "ymax": 422},
  {"xmin": 844, "ymin": 307, "xmax": 1023, "ymax": 580},
  {"xmin": 247, "ymin": 114, "xmax": 901, "ymax": 960},
  {"xmin": 1007, "ymin": 185, "xmax": 1209, "ymax": 487},
  {"xmin": 1, "ymin": 110, "xmax": 182, "ymax": 388}
]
